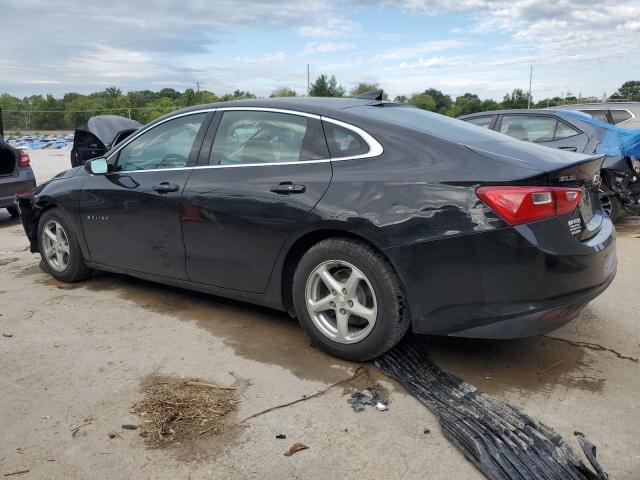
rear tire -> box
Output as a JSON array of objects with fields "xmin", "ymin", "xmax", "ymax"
[
  {"xmin": 37, "ymin": 208, "xmax": 92, "ymax": 282},
  {"xmin": 292, "ymin": 238, "xmax": 408, "ymax": 361},
  {"xmin": 600, "ymin": 193, "xmax": 623, "ymax": 223},
  {"xmin": 6, "ymin": 207, "xmax": 18, "ymax": 218}
]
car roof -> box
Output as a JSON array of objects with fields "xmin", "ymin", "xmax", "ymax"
[
  {"xmin": 166, "ymin": 97, "xmax": 385, "ymax": 118},
  {"xmin": 459, "ymin": 109, "xmax": 565, "ymax": 119}
]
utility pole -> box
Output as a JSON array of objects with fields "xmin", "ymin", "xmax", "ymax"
[
  {"xmin": 527, "ymin": 65, "xmax": 533, "ymax": 109},
  {"xmin": 307, "ymin": 64, "xmax": 310, "ymax": 96}
]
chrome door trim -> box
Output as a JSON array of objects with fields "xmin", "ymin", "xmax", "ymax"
[{"xmin": 103, "ymin": 106, "xmax": 384, "ymax": 172}]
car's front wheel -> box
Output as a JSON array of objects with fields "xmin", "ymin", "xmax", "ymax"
[
  {"xmin": 37, "ymin": 209, "xmax": 92, "ymax": 282},
  {"xmin": 292, "ymin": 238, "xmax": 408, "ymax": 361}
]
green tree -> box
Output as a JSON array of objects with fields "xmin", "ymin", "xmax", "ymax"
[
  {"xmin": 221, "ymin": 90, "xmax": 256, "ymax": 101},
  {"xmin": 618, "ymin": 81, "xmax": 640, "ymax": 100},
  {"xmin": 423, "ymin": 88, "xmax": 452, "ymax": 113},
  {"xmin": 409, "ymin": 92, "xmax": 436, "ymax": 111},
  {"xmin": 481, "ymin": 99, "xmax": 501, "ymax": 111},
  {"xmin": 393, "ymin": 95, "xmax": 408, "ymax": 104},
  {"xmin": 270, "ymin": 87, "xmax": 297, "ymax": 97},
  {"xmin": 446, "ymin": 93, "xmax": 482, "ymax": 117},
  {"xmin": 502, "ymin": 89, "xmax": 529, "ymax": 109},
  {"xmin": 199, "ymin": 90, "xmax": 219, "ymax": 103},
  {"xmin": 309, "ymin": 74, "xmax": 345, "ymax": 97}
]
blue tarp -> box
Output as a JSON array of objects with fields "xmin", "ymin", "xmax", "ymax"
[{"xmin": 559, "ymin": 110, "xmax": 640, "ymax": 157}]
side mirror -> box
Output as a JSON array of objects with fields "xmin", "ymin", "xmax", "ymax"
[{"xmin": 85, "ymin": 157, "xmax": 109, "ymax": 175}]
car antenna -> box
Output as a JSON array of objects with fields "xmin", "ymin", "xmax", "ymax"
[{"xmin": 355, "ymin": 89, "xmax": 384, "ymax": 101}]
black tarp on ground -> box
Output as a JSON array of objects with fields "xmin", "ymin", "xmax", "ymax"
[{"xmin": 375, "ymin": 336, "xmax": 608, "ymax": 480}]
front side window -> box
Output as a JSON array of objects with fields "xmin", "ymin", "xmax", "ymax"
[
  {"xmin": 499, "ymin": 115, "xmax": 557, "ymax": 143},
  {"xmin": 210, "ymin": 111, "xmax": 308, "ymax": 165},
  {"xmin": 116, "ymin": 113, "xmax": 206, "ymax": 171},
  {"xmin": 465, "ymin": 116, "xmax": 494, "ymax": 129},
  {"xmin": 323, "ymin": 122, "xmax": 369, "ymax": 158}
]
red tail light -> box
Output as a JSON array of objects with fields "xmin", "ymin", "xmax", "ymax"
[
  {"xmin": 19, "ymin": 151, "xmax": 31, "ymax": 167},
  {"xmin": 476, "ymin": 186, "xmax": 582, "ymax": 225}
]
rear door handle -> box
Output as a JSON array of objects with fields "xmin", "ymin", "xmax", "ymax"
[
  {"xmin": 270, "ymin": 182, "xmax": 306, "ymax": 195},
  {"xmin": 152, "ymin": 182, "xmax": 180, "ymax": 193},
  {"xmin": 558, "ymin": 147, "xmax": 578, "ymax": 152}
]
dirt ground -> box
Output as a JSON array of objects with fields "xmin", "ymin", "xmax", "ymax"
[{"xmin": 1, "ymin": 150, "xmax": 639, "ymax": 479}]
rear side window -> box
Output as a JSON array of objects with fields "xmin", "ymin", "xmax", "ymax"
[
  {"xmin": 554, "ymin": 121, "xmax": 580, "ymax": 140},
  {"xmin": 465, "ymin": 116, "xmax": 494, "ymax": 129},
  {"xmin": 211, "ymin": 111, "xmax": 308, "ymax": 165},
  {"xmin": 499, "ymin": 115, "xmax": 557, "ymax": 143},
  {"xmin": 610, "ymin": 109, "xmax": 633, "ymax": 124},
  {"xmin": 323, "ymin": 122, "xmax": 369, "ymax": 158}
]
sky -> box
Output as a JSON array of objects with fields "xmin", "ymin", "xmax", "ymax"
[{"xmin": 1, "ymin": 0, "xmax": 639, "ymax": 101}]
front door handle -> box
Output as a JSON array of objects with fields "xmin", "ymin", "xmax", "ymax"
[
  {"xmin": 270, "ymin": 182, "xmax": 306, "ymax": 195},
  {"xmin": 558, "ymin": 146, "xmax": 578, "ymax": 152},
  {"xmin": 152, "ymin": 182, "xmax": 180, "ymax": 193}
]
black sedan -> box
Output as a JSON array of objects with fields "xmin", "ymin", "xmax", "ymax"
[
  {"xmin": 460, "ymin": 108, "xmax": 640, "ymax": 221},
  {"xmin": 15, "ymin": 98, "xmax": 616, "ymax": 360}
]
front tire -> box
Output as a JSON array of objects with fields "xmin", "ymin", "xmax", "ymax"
[
  {"xmin": 6, "ymin": 207, "xmax": 18, "ymax": 218},
  {"xmin": 292, "ymin": 238, "xmax": 408, "ymax": 361},
  {"xmin": 37, "ymin": 208, "xmax": 92, "ymax": 282}
]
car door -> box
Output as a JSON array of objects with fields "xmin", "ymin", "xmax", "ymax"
[
  {"xmin": 497, "ymin": 114, "xmax": 589, "ymax": 152},
  {"xmin": 80, "ymin": 111, "xmax": 211, "ymax": 278},
  {"xmin": 181, "ymin": 109, "xmax": 332, "ymax": 293}
]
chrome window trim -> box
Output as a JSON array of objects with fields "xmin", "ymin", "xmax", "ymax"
[{"xmin": 104, "ymin": 106, "xmax": 383, "ymax": 172}]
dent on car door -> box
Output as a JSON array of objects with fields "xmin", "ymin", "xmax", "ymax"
[
  {"xmin": 80, "ymin": 112, "xmax": 210, "ymax": 277},
  {"xmin": 181, "ymin": 110, "xmax": 332, "ymax": 293}
]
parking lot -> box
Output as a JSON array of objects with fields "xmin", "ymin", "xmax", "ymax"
[{"xmin": 1, "ymin": 150, "xmax": 639, "ymax": 479}]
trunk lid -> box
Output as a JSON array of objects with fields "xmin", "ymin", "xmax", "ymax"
[
  {"xmin": 468, "ymin": 144, "xmax": 605, "ymax": 240},
  {"xmin": 0, "ymin": 140, "xmax": 18, "ymax": 177}
]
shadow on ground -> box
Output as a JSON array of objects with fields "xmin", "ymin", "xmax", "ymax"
[{"xmin": 14, "ymin": 262, "xmax": 606, "ymax": 400}]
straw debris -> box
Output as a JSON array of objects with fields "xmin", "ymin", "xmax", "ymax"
[{"xmin": 130, "ymin": 376, "xmax": 238, "ymax": 448}]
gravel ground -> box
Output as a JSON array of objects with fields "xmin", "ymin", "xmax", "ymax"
[{"xmin": 1, "ymin": 150, "xmax": 639, "ymax": 479}]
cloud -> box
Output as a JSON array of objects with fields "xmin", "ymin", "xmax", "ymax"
[
  {"xmin": 373, "ymin": 39, "xmax": 466, "ymax": 61},
  {"xmin": 297, "ymin": 17, "xmax": 361, "ymax": 37},
  {"xmin": 303, "ymin": 42, "xmax": 356, "ymax": 54}
]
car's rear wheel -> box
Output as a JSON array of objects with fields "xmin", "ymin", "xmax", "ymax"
[
  {"xmin": 292, "ymin": 238, "xmax": 408, "ymax": 361},
  {"xmin": 6, "ymin": 207, "xmax": 18, "ymax": 218},
  {"xmin": 37, "ymin": 209, "xmax": 92, "ymax": 282},
  {"xmin": 600, "ymin": 193, "xmax": 623, "ymax": 223}
]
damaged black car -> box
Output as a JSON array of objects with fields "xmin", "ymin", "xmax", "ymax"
[{"xmin": 15, "ymin": 98, "xmax": 616, "ymax": 361}]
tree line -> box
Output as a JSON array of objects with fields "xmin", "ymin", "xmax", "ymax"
[{"xmin": 1, "ymin": 78, "xmax": 638, "ymax": 132}]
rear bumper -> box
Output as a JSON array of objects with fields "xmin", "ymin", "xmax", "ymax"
[
  {"xmin": 385, "ymin": 215, "xmax": 616, "ymax": 338},
  {"xmin": 0, "ymin": 168, "xmax": 36, "ymax": 208}
]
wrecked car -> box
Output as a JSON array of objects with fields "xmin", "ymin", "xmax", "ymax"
[
  {"xmin": 70, "ymin": 115, "xmax": 141, "ymax": 167},
  {"xmin": 460, "ymin": 108, "xmax": 640, "ymax": 221},
  {"xmin": 0, "ymin": 112, "xmax": 36, "ymax": 217},
  {"xmin": 15, "ymin": 97, "xmax": 616, "ymax": 361}
]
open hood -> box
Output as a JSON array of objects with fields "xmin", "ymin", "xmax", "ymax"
[{"xmin": 70, "ymin": 115, "xmax": 141, "ymax": 167}]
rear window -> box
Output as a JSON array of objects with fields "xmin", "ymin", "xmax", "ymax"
[
  {"xmin": 581, "ymin": 110, "xmax": 610, "ymax": 123},
  {"xmin": 610, "ymin": 109, "xmax": 633, "ymax": 125},
  {"xmin": 359, "ymin": 105, "xmax": 517, "ymax": 144}
]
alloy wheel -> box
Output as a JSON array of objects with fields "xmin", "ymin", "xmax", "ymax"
[
  {"xmin": 42, "ymin": 220, "xmax": 70, "ymax": 272},
  {"xmin": 305, "ymin": 260, "xmax": 377, "ymax": 344}
]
